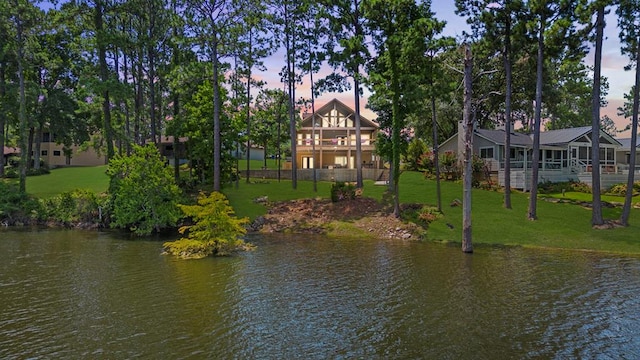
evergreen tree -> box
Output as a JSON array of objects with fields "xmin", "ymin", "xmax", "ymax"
[{"xmin": 617, "ymin": 0, "xmax": 640, "ymax": 226}]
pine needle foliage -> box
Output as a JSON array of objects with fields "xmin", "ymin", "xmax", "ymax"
[{"xmin": 164, "ymin": 192, "xmax": 250, "ymax": 259}]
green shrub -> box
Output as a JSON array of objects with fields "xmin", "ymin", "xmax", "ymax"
[
  {"xmin": 404, "ymin": 138, "xmax": 428, "ymax": 171},
  {"xmin": 570, "ymin": 181, "xmax": 592, "ymax": 194},
  {"xmin": 606, "ymin": 182, "xmax": 640, "ymax": 197},
  {"xmin": 42, "ymin": 189, "xmax": 103, "ymax": 225},
  {"xmin": 164, "ymin": 192, "xmax": 251, "ymax": 259},
  {"xmin": 0, "ymin": 182, "xmax": 42, "ymax": 225},
  {"xmin": 419, "ymin": 150, "xmax": 435, "ymax": 174},
  {"xmin": 331, "ymin": 181, "xmax": 356, "ymax": 202},
  {"xmin": 439, "ymin": 151, "xmax": 461, "ymax": 180},
  {"xmin": 417, "ymin": 205, "xmax": 443, "ymax": 224},
  {"xmin": 538, "ymin": 181, "xmax": 591, "ymax": 194},
  {"xmin": 106, "ymin": 144, "xmax": 183, "ymax": 235},
  {"xmin": 162, "ymin": 239, "xmax": 219, "ymax": 259}
]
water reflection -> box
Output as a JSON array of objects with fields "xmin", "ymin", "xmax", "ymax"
[{"xmin": 0, "ymin": 229, "xmax": 639, "ymax": 359}]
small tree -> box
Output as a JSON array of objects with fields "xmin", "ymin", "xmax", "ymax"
[
  {"xmin": 106, "ymin": 144, "xmax": 182, "ymax": 235},
  {"xmin": 164, "ymin": 191, "xmax": 249, "ymax": 259},
  {"xmin": 404, "ymin": 137, "xmax": 428, "ymax": 171}
]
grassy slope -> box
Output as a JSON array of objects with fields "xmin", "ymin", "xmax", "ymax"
[
  {"xmin": 15, "ymin": 166, "xmax": 640, "ymax": 254},
  {"xmin": 396, "ymin": 172, "xmax": 640, "ymax": 254},
  {"xmin": 24, "ymin": 166, "xmax": 110, "ymax": 198}
]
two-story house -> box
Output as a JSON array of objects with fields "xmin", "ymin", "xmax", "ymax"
[{"xmin": 296, "ymin": 98, "xmax": 381, "ymax": 170}]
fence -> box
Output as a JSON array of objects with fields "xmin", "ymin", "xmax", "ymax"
[{"xmin": 242, "ymin": 168, "xmax": 385, "ymax": 182}]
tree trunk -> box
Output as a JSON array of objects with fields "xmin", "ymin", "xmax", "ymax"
[
  {"xmin": 246, "ymin": 30, "xmax": 253, "ymax": 184},
  {"xmin": 27, "ymin": 127, "xmax": 34, "ymax": 170},
  {"xmin": 354, "ymin": 75, "xmax": 363, "ymax": 188},
  {"xmin": 462, "ymin": 43, "xmax": 474, "ymax": 254},
  {"xmin": 96, "ymin": 0, "xmax": 114, "ymax": 161},
  {"xmin": 33, "ymin": 125, "xmax": 42, "ymax": 170},
  {"xmin": 390, "ymin": 50, "xmax": 401, "ymax": 218},
  {"xmin": 15, "ymin": 0, "xmax": 28, "ymax": 193},
  {"xmin": 285, "ymin": 1, "xmax": 297, "ymax": 189},
  {"xmin": 212, "ymin": 35, "xmax": 221, "ymax": 192},
  {"xmin": 591, "ymin": 5, "xmax": 605, "ymax": 226},
  {"xmin": 528, "ymin": 15, "xmax": 545, "ymax": 221},
  {"xmin": 620, "ymin": 38, "xmax": 640, "ymax": 226},
  {"xmin": 149, "ymin": 46, "xmax": 158, "ymax": 145},
  {"xmin": 135, "ymin": 49, "xmax": 143, "ymax": 146},
  {"xmin": 310, "ymin": 51, "xmax": 318, "ymax": 192},
  {"xmin": 503, "ymin": 10, "xmax": 512, "ymax": 210},
  {"xmin": 0, "ymin": 60, "xmax": 6, "ymax": 177},
  {"xmin": 173, "ymin": 93, "xmax": 180, "ymax": 182},
  {"xmin": 431, "ymin": 95, "xmax": 442, "ymax": 212}
]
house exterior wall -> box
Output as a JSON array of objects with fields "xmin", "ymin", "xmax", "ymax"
[
  {"xmin": 615, "ymin": 148, "xmax": 640, "ymax": 174},
  {"xmin": 39, "ymin": 141, "xmax": 105, "ymax": 167},
  {"xmin": 243, "ymin": 168, "xmax": 385, "ymax": 182}
]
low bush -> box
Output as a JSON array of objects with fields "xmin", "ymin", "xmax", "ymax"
[
  {"xmin": 331, "ymin": 182, "xmax": 356, "ymax": 202},
  {"xmin": 417, "ymin": 205, "xmax": 443, "ymax": 224},
  {"xmin": 606, "ymin": 182, "xmax": 640, "ymax": 197},
  {"xmin": 164, "ymin": 192, "xmax": 251, "ymax": 259},
  {"xmin": 538, "ymin": 180, "xmax": 591, "ymax": 194},
  {"xmin": 42, "ymin": 189, "xmax": 104, "ymax": 226},
  {"xmin": 0, "ymin": 182, "xmax": 42, "ymax": 225}
]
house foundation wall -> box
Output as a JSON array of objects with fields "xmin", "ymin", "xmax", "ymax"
[{"xmin": 243, "ymin": 168, "xmax": 384, "ymax": 182}]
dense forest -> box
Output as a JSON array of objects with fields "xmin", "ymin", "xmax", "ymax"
[{"xmin": 1, "ymin": 0, "xmax": 639, "ymax": 232}]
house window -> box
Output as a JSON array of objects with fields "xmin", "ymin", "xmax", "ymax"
[
  {"xmin": 53, "ymin": 150, "xmax": 61, "ymax": 156},
  {"xmin": 302, "ymin": 156, "xmax": 314, "ymax": 169},
  {"xmin": 41, "ymin": 150, "xmax": 48, "ymax": 156},
  {"xmin": 543, "ymin": 149, "xmax": 563, "ymax": 170},
  {"xmin": 599, "ymin": 147, "xmax": 615, "ymax": 165},
  {"xmin": 334, "ymin": 156, "xmax": 348, "ymax": 167},
  {"xmin": 479, "ymin": 147, "xmax": 494, "ymax": 159}
]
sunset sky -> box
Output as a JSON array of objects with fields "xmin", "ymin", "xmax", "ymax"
[{"xmin": 269, "ymin": 2, "xmax": 636, "ymax": 137}]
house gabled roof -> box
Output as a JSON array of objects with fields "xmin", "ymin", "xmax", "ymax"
[
  {"xmin": 475, "ymin": 129, "xmax": 532, "ymax": 147},
  {"xmin": 300, "ymin": 98, "xmax": 378, "ymax": 128},
  {"xmin": 617, "ymin": 137, "xmax": 640, "ymax": 149},
  {"xmin": 539, "ymin": 126, "xmax": 591, "ymax": 145},
  {"xmin": 3, "ymin": 146, "xmax": 20, "ymax": 156},
  {"xmin": 440, "ymin": 124, "xmax": 622, "ymax": 151}
]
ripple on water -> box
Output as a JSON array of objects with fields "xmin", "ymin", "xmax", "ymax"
[{"xmin": 1, "ymin": 231, "xmax": 640, "ymax": 359}]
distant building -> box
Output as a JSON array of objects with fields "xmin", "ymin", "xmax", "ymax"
[{"xmin": 3, "ymin": 146, "xmax": 20, "ymax": 166}]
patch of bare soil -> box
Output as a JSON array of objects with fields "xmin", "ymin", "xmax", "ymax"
[{"xmin": 250, "ymin": 197, "xmax": 422, "ymax": 240}]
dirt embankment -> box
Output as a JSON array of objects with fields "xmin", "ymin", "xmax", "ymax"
[{"xmin": 249, "ymin": 197, "xmax": 423, "ymax": 240}]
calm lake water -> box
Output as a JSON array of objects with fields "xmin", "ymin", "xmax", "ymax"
[{"xmin": 1, "ymin": 228, "xmax": 639, "ymax": 359}]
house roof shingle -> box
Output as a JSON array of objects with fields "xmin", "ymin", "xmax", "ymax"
[
  {"xmin": 300, "ymin": 98, "xmax": 378, "ymax": 128},
  {"xmin": 3, "ymin": 146, "xmax": 20, "ymax": 156},
  {"xmin": 475, "ymin": 129, "xmax": 532, "ymax": 147},
  {"xmin": 539, "ymin": 126, "xmax": 592, "ymax": 145},
  {"xmin": 617, "ymin": 138, "xmax": 640, "ymax": 149}
]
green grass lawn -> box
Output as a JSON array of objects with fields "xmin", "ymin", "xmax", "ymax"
[
  {"xmin": 25, "ymin": 166, "xmax": 110, "ymax": 198},
  {"xmin": 13, "ymin": 166, "xmax": 640, "ymax": 254},
  {"xmin": 393, "ymin": 172, "xmax": 640, "ymax": 254}
]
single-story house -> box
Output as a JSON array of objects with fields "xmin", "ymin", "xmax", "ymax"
[
  {"xmin": 616, "ymin": 137, "xmax": 640, "ymax": 175},
  {"xmin": 440, "ymin": 123, "xmax": 631, "ymax": 190}
]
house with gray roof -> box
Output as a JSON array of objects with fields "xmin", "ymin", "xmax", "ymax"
[
  {"xmin": 439, "ymin": 123, "xmax": 626, "ymax": 190},
  {"xmin": 616, "ymin": 137, "xmax": 640, "ymax": 174}
]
